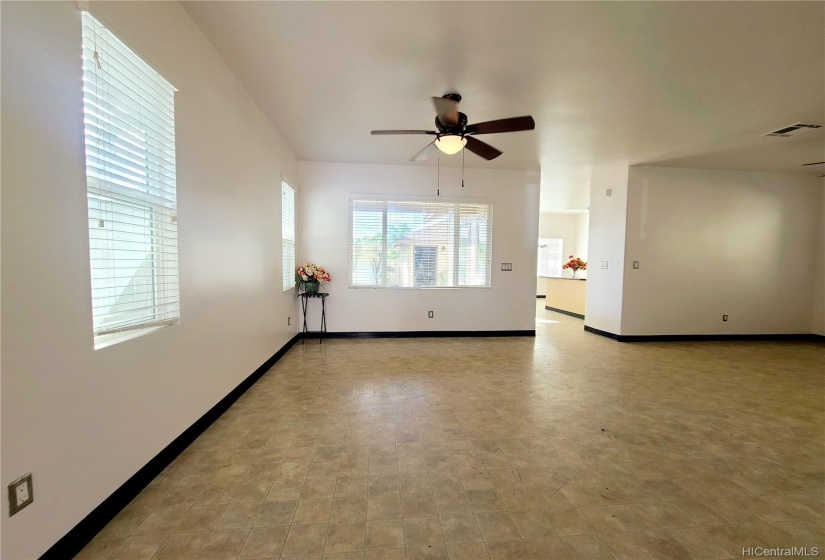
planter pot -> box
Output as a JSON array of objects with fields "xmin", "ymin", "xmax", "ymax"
[{"xmin": 303, "ymin": 281, "xmax": 320, "ymax": 294}]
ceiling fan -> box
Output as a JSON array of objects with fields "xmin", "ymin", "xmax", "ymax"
[{"xmin": 371, "ymin": 93, "xmax": 535, "ymax": 161}]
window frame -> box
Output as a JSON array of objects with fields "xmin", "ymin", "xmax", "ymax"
[{"xmin": 348, "ymin": 195, "xmax": 494, "ymax": 290}]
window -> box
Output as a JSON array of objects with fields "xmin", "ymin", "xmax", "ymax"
[
  {"xmin": 537, "ymin": 238, "xmax": 563, "ymax": 277},
  {"xmin": 281, "ymin": 181, "xmax": 296, "ymax": 291},
  {"xmin": 81, "ymin": 13, "xmax": 179, "ymax": 348},
  {"xmin": 349, "ymin": 198, "xmax": 493, "ymax": 288}
]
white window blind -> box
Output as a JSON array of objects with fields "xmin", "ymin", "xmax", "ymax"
[
  {"xmin": 281, "ymin": 182, "xmax": 296, "ymax": 291},
  {"xmin": 81, "ymin": 12, "xmax": 180, "ymax": 345},
  {"xmin": 349, "ymin": 198, "xmax": 493, "ymax": 288}
]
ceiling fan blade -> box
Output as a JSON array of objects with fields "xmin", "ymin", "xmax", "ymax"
[
  {"xmin": 431, "ymin": 97, "xmax": 459, "ymax": 127},
  {"xmin": 410, "ymin": 141, "xmax": 439, "ymax": 162},
  {"xmin": 464, "ymin": 136, "xmax": 502, "ymax": 160},
  {"xmin": 466, "ymin": 116, "xmax": 535, "ymax": 135},
  {"xmin": 371, "ymin": 130, "xmax": 436, "ymax": 135}
]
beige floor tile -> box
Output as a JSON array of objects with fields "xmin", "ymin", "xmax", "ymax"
[
  {"xmin": 331, "ymin": 496, "xmax": 367, "ymax": 523},
  {"xmin": 254, "ymin": 500, "xmax": 297, "ymax": 526},
  {"xmin": 509, "ymin": 509, "xmax": 556, "ymax": 539},
  {"xmin": 576, "ymin": 505, "xmax": 628, "ymax": 533},
  {"xmin": 403, "ymin": 516, "xmax": 444, "ymax": 547},
  {"xmin": 560, "ymin": 534, "xmax": 613, "ymax": 560},
  {"xmin": 75, "ymin": 538, "xmax": 125, "ymax": 560},
  {"xmin": 110, "ymin": 534, "xmax": 168, "ymax": 560},
  {"xmin": 175, "ymin": 504, "xmax": 226, "ymax": 533},
  {"xmin": 300, "ymin": 476, "xmax": 337, "ymax": 499},
  {"xmin": 367, "ymin": 493, "xmax": 401, "ymax": 520},
  {"xmin": 198, "ymin": 484, "xmax": 240, "ymax": 506},
  {"xmin": 485, "ymin": 539, "xmax": 531, "ymax": 559},
  {"xmin": 400, "ymin": 473, "xmax": 432, "ymax": 494},
  {"xmin": 668, "ymin": 526, "xmax": 734, "ymax": 559},
  {"xmin": 465, "ymin": 490, "xmax": 505, "ymax": 513},
  {"xmin": 402, "ymin": 493, "xmax": 438, "ymax": 518},
  {"xmin": 634, "ymin": 529, "xmax": 695, "ymax": 559},
  {"xmin": 439, "ymin": 515, "xmax": 482, "ymax": 544},
  {"xmin": 214, "ymin": 503, "xmax": 261, "ymax": 530},
  {"xmin": 281, "ymin": 523, "xmax": 327, "ymax": 556},
  {"xmin": 237, "ymin": 526, "xmax": 289, "ymax": 558},
  {"xmin": 325, "ymin": 522, "xmax": 365, "ymax": 554},
  {"xmin": 545, "ymin": 509, "xmax": 592, "ymax": 536},
  {"xmin": 365, "ymin": 519, "xmax": 405, "ymax": 549},
  {"xmin": 335, "ymin": 476, "xmax": 368, "ymax": 497},
  {"xmin": 473, "ymin": 512, "xmax": 521, "ymax": 541},
  {"xmin": 406, "ymin": 544, "xmax": 449, "ymax": 560},
  {"xmin": 446, "ymin": 541, "xmax": 490, "ymax": 560},
  {"xmin": 131, "ymin": 507, "xmax": 189, "ymax": 535},
  {"xmin": 523, "ymin": 536, "xmax": 572, "ymax": 559},
  {"xmin": 293, "ymin": 498, "xmax": 333, "ymax": 524},
  {"xmin": 194, "ymin": 529, "xmax": 248, "ymax": 560},
  {"xmin": 607, "ymin": 504, "xmax": 662, "ymax": 531},
  {"xmin": 597, "ymin": 532, "xmax": 654, "ymax": 560}
]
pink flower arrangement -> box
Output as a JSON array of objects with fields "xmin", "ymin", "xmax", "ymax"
[
  {"xmin": 562, "ymin": 256, "xmax": 587, "ymax": 271},
  {"xmin": 296, "ymin": 263, "xmax": 331, "ymax": 284}
]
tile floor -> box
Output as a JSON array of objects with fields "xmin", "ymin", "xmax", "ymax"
[{"xmin": 77, "ymin": 303, "xmax": 824, "ymax": 559}]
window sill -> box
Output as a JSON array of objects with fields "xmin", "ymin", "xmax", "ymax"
[{"xmin": 94, "ymin": 321, "xmax": 177, "ymax": 350}]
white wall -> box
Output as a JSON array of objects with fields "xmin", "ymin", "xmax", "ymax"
[
  {"xmin": 1, "ymin": 2, "xmax": 298, "ymax": 558},
  {"xmin": 809, "ymin": 180, "xmax": 825, "ymax": 335},
  {"xmin": 621, "ymin": 167, "xmax": 822, "ymax": 335},
  {"xmin": 584, "ymin": 166, "xmax": 630, "ymax": 333},
  {"xmin": 297, "ymin": 162, "xmax": 540, "ymax": 332}
]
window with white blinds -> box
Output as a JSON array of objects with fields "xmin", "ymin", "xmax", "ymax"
[
  {"xmin": 81, "ymin": 12, "xmax": 180, "ymax": 347},
  {"xmin": 281, "ymin": 182, "xmax": 296, "ymax": 291},
  {"xmin": 350, "ymin": 198, "xmax": 493, "ymax": 288},
  {"xmin": 538, "ymin": 238, "xmax": 564, "ymax": 277}
]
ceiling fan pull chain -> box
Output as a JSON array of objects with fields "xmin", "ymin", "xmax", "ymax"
[
  {"xmin": 462, "ymin": 149, "xmax": 465, "ymax": 188},
  {"xmin": 437, "ymin": 157, "xmax": 440, "ymax": 196}
]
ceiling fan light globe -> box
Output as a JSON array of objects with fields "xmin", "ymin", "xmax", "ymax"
[{"xmin": 435, "ymin": 135, "xmax": 467, "ymax": 155}]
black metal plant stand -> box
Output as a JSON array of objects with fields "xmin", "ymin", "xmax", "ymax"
[{"xmin": 299, "ymin": 292, "xmax": 328, "ymax": 344}]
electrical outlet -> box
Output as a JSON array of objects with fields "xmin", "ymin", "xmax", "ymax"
[
  {"xmin": 501, "ymin": 263, "xmax": 513, "ymax": 271},
  {"xmin": 723, "ymin": 314, "xmax": 728, "ymax": 322},
  {"xmin": 632, "ymin": 261, "xmax": 640, "ymax": 269},
  {"xmin": 8, "ymin": 473, "xmax": 33, "ymax": 516},
  {"xmin": 428, "ymin": 311, "xmax": 434, "ymax": 318},
  {"xmin": 600, "ymin": 261, "xmax": 608, "ymax": 269}
]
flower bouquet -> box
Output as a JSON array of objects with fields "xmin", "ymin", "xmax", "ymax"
[
  {"xmin": 562, "ymin": 256, "xmax": 587, "ymax": 279},
  {"xmin": 296, "ymin": 263, "xmax": 331, "ymax": 293}
]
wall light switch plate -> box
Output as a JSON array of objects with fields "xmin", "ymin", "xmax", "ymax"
[
  {"xmin": 501, "ymin": 263, "xmax": 513, "ymax": 271},
  {"xmin": 600, "ymin": 261, "xmax": 608, "ymax": 269},
  {"xmin": 632, "ymin": 261, "xmax": 640, "ymax": 269},
  {"xmin": 8, "ymin": 473, "xmax": 33, "ymax": 516}
]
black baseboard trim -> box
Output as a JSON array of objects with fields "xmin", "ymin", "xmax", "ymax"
[
  {"xmin": 583, "ymin": 325, "xmax": 823, "ymax": 342},
  {"xmin": 536, "ymin": 295, "xmax": 546, "ymax": 299},
  {"xmin": 545, "ymin": 306, "xmax": 585, "ymax": 320},
  {"xmin": 304, "ymin": 330, "xmax": 536, "ymax": 339},
  {"xmin": 40, "ymin": 333, "xmax": 302, "ymax": 560}
]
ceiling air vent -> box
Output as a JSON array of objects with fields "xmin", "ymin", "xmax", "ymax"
[{"xmin": 762, "ymin": 123, "xmax": 823, "ymax": 137}]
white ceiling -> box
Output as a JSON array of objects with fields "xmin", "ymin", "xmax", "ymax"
[{"xmin": 182, "ymin": 1, "xmax": 824, "ymax": 211}]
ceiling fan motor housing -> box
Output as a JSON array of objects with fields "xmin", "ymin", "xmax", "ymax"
[{"xmin": 435, "ymin": 112, "xmax": 468, "ymax": 135}]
